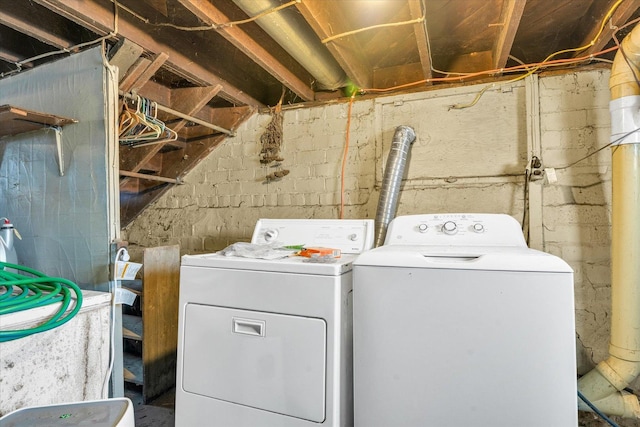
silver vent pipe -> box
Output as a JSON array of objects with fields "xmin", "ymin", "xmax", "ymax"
[
  {"xmin": 231, "ymin": 0, "xmax": 350, "ymax": 91},
  {"xmin": 374, "ymin": 126, "xmax": 416, "ymax": 247}
]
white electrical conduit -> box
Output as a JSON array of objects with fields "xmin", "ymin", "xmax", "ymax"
[
  {"xmin": 231, "ymin": 0, "xmax": 350, "ymax": 91},
  {"xmin": 577, "ymin": 23, "xmax": 640, "ymax": 418}
]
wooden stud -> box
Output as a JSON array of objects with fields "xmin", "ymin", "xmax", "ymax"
[
  {"xmin": 109, "ymin": 38, "xmax": 144, "ymax": 82},
  {"xmin": 408, "ymin": 0, "xmax": 433, "ymax": 83},
  {"xmin": 177, "ymin": 0, "xmax": 314, "ymax": 101},
  {"xmin": 492, "ymin": 0, "xmax": 527, "ymax": 71}
]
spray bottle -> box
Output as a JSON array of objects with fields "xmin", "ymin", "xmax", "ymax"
[{"xmin": 0, "ymin": 218, "xmax": 19, "ymax": 265}]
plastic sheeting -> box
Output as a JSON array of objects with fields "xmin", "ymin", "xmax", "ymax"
[{"xmin": 0, "ymin": 46, "xmax": 119, "ymax": 287}]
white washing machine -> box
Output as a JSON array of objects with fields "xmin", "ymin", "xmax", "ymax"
[
  {"xmin": 175, "ymin": 219, "xmax": 374, "ymax": 427},
  {"xmin": 353, "ymin": 213, "xmax": 577, "ymax": 427}
]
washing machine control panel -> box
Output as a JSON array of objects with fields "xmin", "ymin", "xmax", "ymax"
[
  {"xmin": 384, "ymin": 213, "xmax": 526, "ymax": 247},
  {"xmin": 251, "ymin": 219, "xmax": 375, "ymax": 254}
]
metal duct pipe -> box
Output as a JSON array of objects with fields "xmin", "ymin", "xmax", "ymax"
[
  {"xmin": 374, "ymin": 126, "xmax": 416, "ymax": 247},
  {"xmin": 231, "ymin": 0, "xmax": 350, "ymax": 91},
  {"xmin": 577, "ymin": 23, "xmax": 640, "ymax": 418}
]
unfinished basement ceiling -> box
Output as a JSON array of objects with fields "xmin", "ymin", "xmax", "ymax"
[{"xmin": 1, "ymin": 0, "xmax": 639, "ymax": 224}]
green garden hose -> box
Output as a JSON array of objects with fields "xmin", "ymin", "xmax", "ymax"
[{"xmin": 0, "ymin": 261, "xmax": 83, "ymax": 342}]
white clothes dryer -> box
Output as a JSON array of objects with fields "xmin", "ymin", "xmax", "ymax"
[
  {"xmin": 353, "ymin": 213, "xmax": 577, "ymax": 427},
  {"xmin": 175, "ymin": 219, "xmax": 374, "ymax": 427}
]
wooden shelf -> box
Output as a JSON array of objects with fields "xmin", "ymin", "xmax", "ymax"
[
  {"xmin": 123, "ymin": 314, "xmax": 143, "ymax": 340},
  {"xmin": 0, "ymin": 105, "xmax": 76, "ymax": 138},
  {"xmin": 123, "ymin": 352, "xmax": 144, "ymax": 386}
]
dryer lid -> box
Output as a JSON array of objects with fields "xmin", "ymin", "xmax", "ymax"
[{"xmin": 181, "ymin": 252, "xmax": 359, "ymax": 275}]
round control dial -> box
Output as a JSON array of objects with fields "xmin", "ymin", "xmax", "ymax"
[
  {"xmin": 472, "ymin": 223, "xmax": 484, "ymax": 233},
  {"xmin": 418, "ymin": 223, "xmax": 428, "ymax": 233},
  {"xmin": 263, "ymin": 229, "xmax": 278, "ymax": 243},
  {"xmin": 442, "ymin": 221, "xmax": 458, "ymax": 235}
]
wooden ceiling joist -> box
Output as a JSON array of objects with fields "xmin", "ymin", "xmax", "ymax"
[
  {"xmin": 177, "ymin": 0, "xmax": 315, "ymax": 102},
  {"xmin": 122, "ymin": 52, "xmax": 169, "ymax": 94},
  {"xmin": 0, "ymin": 47, "xmax": 25, "ymax": 66},
  {"xmin": 33, "ymin": 0, "xmax": 262, "ymax": 107},
  {"xmin": 109, "ymin": 38, "xmax": 144, "ymax": 82},
  {"xmin": 493, "ymin": 0, "xmax": 527, "ymax": 70},
  {"xmin": 296, "ymin": 0, "xmax": 372, "ymax": 89},
  {"xmin": 578, "ymin": 0, "xmax": 640, "ymax": 58},
  {"xmin": 0, "ymin": 2, "xmax": 77, "ymax": 50},
  {"xmin": 408, "ymin": 0, "xmax": 433, "ymax": 83}
]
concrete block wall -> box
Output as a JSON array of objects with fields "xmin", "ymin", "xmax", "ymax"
[
  {"xmin": 125, "ymin": 98, "xmax": 379, "ymax": 254},
  {"xmin": 125, "ymin": 67, "xmax": 635, "ymax": 420}
]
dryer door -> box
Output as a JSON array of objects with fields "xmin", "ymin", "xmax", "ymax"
[{"xmin": 182, "ymin": 304, "xmax": 327, "ymax": 422}]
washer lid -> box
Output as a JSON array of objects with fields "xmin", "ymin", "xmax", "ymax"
[
  {"xmin": 354, "ymin": 245, "xmax": 573, "ymax": 273},
  {"xmin": 181, "ymin": 252, "xmax": 358, "ymax": 275}
]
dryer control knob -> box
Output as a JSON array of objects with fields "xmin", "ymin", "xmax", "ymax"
[
  {"xmin": 418, "ymin": 223, "xmax": 428, "ymax": 233},
  {"xmin": 348, "ymin": 233, "xmax": 358, "ymax": 241},
  {"xmin": 442, "ymin": 221, "xmax": 458, "ymax": 235},
  {"xmin": 473, "ymin": 223, "xmax": 485, "ymax": 233},
  {"xmin": 264, "ymin": 229, "xmax": 278, "ymax": 242}
]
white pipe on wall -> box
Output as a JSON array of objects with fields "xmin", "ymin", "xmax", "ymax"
[{"xmin": 577, "ymin": 23, "xmax": 640, "ymax": 418}]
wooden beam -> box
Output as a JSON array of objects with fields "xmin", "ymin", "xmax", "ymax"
[
  {"xmin": 177, "ymin": 0, "xmax": 315, "ymax": 102},
  {"xmin": 108, "ymin": 38, "xmax": 144, "ymax": 82},
  {"xmin": 492, "ymin": 0, "xmax": 526, "ymax": 70},
  {"xmin": 127, "ymin": 52, "xmax": 169, "ymax": 94},
  {"xmin": 119, "ymin": 57, "xmax": 152, "ymax": 93},
  {"xmin": 0, "ymin": 2, "xmax": 76, "ymax": 49},
  {"xmin": 120, "ymin": 170, "xmax": 181, "ymax": 184},
  {"xmin": 407, "ymin": 0, "xmax": 433, "ymax": 82},
  {"xmin": 0, "ymin": 47, "xmax": 24, "ymax": 65},
  {"xmin": 578, "ymin": 0, "xmax": 640, "ymax": 57},
  {"xmin": 296, "ymin": 0, "xmax": 372, "ymax": 89},
  {"xmin": 144, "ymin": 0, "xmax": 168, "ymax": 16},
  {"xmin": 33, "ymin": 0, "xmax": 262, "ymax": 107}
]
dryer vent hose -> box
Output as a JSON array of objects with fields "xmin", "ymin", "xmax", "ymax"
[{"xmin": 374, "ymin": 125, "xmax": 416, "ymax": 247}]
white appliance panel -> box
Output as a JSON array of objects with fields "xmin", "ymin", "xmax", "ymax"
[
  {"xmin": 252, "ymin": 219, "xmax": 374, "ymax": 254},
  {"xmin": 175, "ymin": 218, "xmax": 373, "ymax": 427},
  {"xmin": 183, "ymin": 304, "xmax": 327, "ymax": 423},
  {"xmin": 353, "ymin": 266, "xmax": 577, "ymax": 427},
  {"xmin": 384, "ymin": 213, "xmax": 527, "ymax": 247},
  {"xmin": 353, "ymin": 214, "xmax": 576, "ymax": 427}
]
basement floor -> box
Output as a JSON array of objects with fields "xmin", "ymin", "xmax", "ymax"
[
  {"xmin": 122, "ymin": 385, "xmax": 624, "ymax": 427},
  {"xmin": 125, "ymin": 385, "xmax": 175, "ymax": 427}
]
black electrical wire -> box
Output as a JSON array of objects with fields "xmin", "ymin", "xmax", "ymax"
[
  {"xmin": 522, "ymin": 169, "xmax": 530, "ymax": 244},
  {"xmin": 555, "ymin": 127, "xmax": 640, "ymax": 171},
  {"xmin": 578, "ymin": 390, "xmax": 621, "ymax": 427}
]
